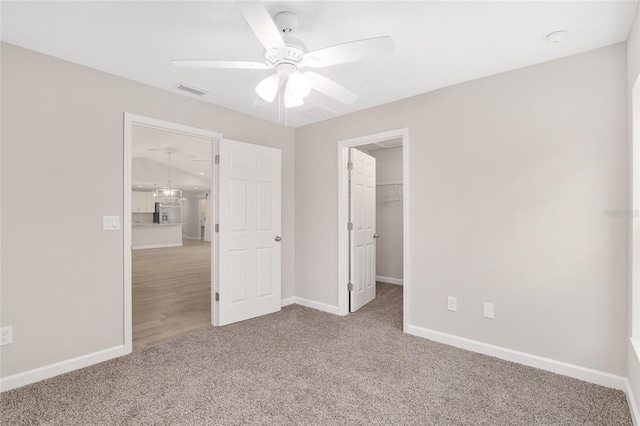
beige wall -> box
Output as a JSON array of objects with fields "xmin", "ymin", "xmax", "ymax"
[
  {"xmin": 370, "ymin": 146, "xmax": 403, "ymax": 281},
  {"xmin": 627, "ymin": 4, "xmax": 640, "ymax": 415},
  {"xmin": 0, "ymin": 43, "xmax": 295, "ymax": 378},
  {"xmin": 0, "ymin": 36, "xmax": 632, "ymax": 384},
  {"xmin": 295, "ymin": 43, "xmax": 628, "ymax": 375}
]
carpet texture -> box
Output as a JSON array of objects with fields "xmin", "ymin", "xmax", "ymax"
[{"xmin": 1, "ymin": 283, "xmax": 632, "ymax": 425}]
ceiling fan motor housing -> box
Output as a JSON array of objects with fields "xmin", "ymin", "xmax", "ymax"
[{"xmin": 264, "ymin": 35, "xmax": 306, "ymax": 67}]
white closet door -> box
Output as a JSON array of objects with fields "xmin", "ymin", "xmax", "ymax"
[
  {"xmin": 218, "ymin": 139, "xmax": 282, "ymax": 325},
  {"xmin": 349, "ymin": 148, "xmax": 376, "ymax": 312}
]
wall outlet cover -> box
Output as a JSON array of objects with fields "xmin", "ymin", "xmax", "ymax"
[
  {"xmin": 447, "ymin": 296, "xmax": 457, "ymax": 312},
  {"xmin": 483, "ymin": 302, "xmax": 495, "ymax": 319},
  {"xmin": 1, "ymin": 326, "xmax": 13, "ymax": 345}
]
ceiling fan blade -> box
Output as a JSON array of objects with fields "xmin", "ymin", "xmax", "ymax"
[
  {"xmin": 237, "ymin": 1, "xmax": 286, "ymax": 55},
  {"xmin": 302, "ymin": 36, "xmax": 394, "ymax": 69},
  {"xmin": 172, "ymin": 60, "xmax": 271, "ymax": 69},
  {"xmin": 305, "ymin": 72, "xmax": 358, "ymax": 104}
]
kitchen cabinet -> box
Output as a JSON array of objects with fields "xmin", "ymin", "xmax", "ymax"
[
  {"xmin": 132, "ymin": 191, "xmax": 147, "ymax": 212},
  {"xmin": 145, "ymin": 193, "xmax": 157, "ymax": 212},
  {"xmin": 132, "ymin": 191, "xmax": 156, "ymax": 212}
]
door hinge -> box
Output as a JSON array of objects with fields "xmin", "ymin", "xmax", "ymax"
[
  {"xmin": 348, "ymin": 282, "xmax": 353, "ymax": 292},
  {"xmin": 347, "ymin": 222, "xmax": 353, "ymax": 231},
  {"xmin": 215, "ymin": 292, "xmax": 220, "ymax": 302},
  {"xmin": 347, "ymin": 161, "xmax": 353, "ymax": 170},
  {"xmin": 215, "ymin": 224, "xmax": 219, "ymax": 233},
  {"xmin": 215, "ymin": 154, "xmax": 220, "ymax": 164}
]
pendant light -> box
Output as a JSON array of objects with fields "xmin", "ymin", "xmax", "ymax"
[{"xmin": 153, "ymin": 151, "xmax": 182, "ymax": 198}]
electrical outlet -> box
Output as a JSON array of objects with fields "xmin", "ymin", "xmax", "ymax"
[
  {"xmin": 447, "ymin": 296, "xmax": 457, "ymax": 312},
  {"xmin": 1, "ymin": 326, "xmax": 13, "ymax": 346},
  {"xmin": 483, "ymin": 303, "xmax": 494, "ymax": 319}
]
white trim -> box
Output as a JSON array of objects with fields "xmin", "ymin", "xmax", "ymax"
[
  {"xmin": 625, "ymin": 378, "xmax": 640, "ymax": 426},
  {"xmin": 337, "ymin": 128, "xmax": 410, "ymax": 330},
  {"xmin": 131, "ymin": 243, "xmax": 183, "ymax": 250},
  {"xmin": 0, "ymin": 345, "xmax": 126, "ymax": 392},
  {"xmin": 124, "ymin": 113, "xmax": 222, "ymax": 352},
  {"xmin": 294, "ymin": 297, "xmax": 341, "ymax": 315},
  {"xmin": 376, "ymin": 275, "xmax": 403, "ymax": 285},
  {"xmin": 631, "ymin": 76, "xmax": 640, "ymax": 340},
  {"xmin": 632, "ymin": 337, "xmax": 640, "ymax": 365},
  {"xmin": 123, "ymin": 115, "xmax": 133, "ymax": 355},
  {"xmin": 281, "ymin": 296, "xmax": 295, "ymax": 307},
  {"xmin": 402, "ymin": 132, "xmax": 410, "ymax": 333},
  {"xmin": 407, "ymin": 324, "xmax": 626, "ymax": 390}
]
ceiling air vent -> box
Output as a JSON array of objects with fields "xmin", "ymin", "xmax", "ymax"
[{"xmin": 175, "ymin": 83, "xmax": 208, "ymax": 96}]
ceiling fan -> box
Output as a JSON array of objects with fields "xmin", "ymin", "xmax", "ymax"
[{"xmin": 172, "ymin": 2, "xmax": 394, "ymax": 108}]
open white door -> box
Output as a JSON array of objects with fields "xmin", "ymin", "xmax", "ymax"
[
  {"xmin": 349, "ymin": 148, "xmax": 377, "ymax": 312},
  {"xmin": 218, "ymin": 139, "xmax": 282, "ymax": 325}
]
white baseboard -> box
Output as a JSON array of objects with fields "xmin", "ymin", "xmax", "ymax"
[
  {"xmin": 132, "ymin": 243, "xmax": 183, "ymax": 250},
  {"xmin": 281, "ymin": 297, "xmax": 295, "ymax": 307},
  {"xmin": 376, "ymin": 275, "xmax": 403, "ymax": 285},
  {"xmin": 0, "ymin": 345, "xmax": 127, "ymax": 392},
  {"xmin": 407, "ymin": 324, "xmax": 626, "ymax": 391},
  {"xmin": 625, "ymin": 378, "xmax": 640, "ymax": 426},
  {"xmin": 294, "ymin": 297, "xmax": 340, "ymax": 315}
]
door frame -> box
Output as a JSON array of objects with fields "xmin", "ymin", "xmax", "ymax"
[
  {"xmin": 123, "ymin": 113, "xmax": 222, "ymax": 354},
  {"xmin": 337, "ymin": 128, "xmax": 410, "ymax": 331}
]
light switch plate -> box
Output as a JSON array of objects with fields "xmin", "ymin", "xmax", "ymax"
[{"xmin": 103, "ymin": 216, "xmax": 120, "ymax": 231}]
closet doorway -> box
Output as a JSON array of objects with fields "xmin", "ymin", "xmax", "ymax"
[{"xmin": 337, "ymin": 129, "xmax": 410, "ymax": 331}]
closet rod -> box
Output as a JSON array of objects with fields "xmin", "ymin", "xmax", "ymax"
[{"xmin": 376, "ymin": 183, "xmax": 403, "ymax": 187}]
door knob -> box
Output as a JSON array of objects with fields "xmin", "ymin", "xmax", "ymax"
[
  {"xmin": 275, "ymin": 236, "xmax": 282, "ymax": 242},
  {"xmin": 373, "ymin": 234, "xmax": 380, "ymax": 239}
]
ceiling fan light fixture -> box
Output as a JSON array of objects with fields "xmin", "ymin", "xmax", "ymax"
[
  {"xmin": 255, "ymin": 74, "xmax": 280, "ymax": 103},
  {"xmin": 284, "ymin": 87, "xmax": 304, "ymax": 108},
  {"xmin": 287, "ymin": 71, "xmax": 311, "ymax": 98}
]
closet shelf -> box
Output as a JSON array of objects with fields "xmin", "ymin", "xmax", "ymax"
[{"xmin": 376, "ymin": 183, "xmax": 402, "ymax": 202}]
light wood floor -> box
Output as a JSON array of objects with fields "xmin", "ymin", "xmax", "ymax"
[{"xmin": 132, "ymin": 239, "xmax": 211, "ymax": 350}]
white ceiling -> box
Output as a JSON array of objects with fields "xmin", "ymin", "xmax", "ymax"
[
  {"xmin": 132, "ymin": 125, "xmax": 212, "ymax": 191},
  {"xmin": 2, "ymin": 1, "xmax": 637, "ymax": 128}
]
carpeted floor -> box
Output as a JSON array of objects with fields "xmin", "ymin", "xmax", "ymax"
[{"xmin": 0, "ymin": 283, "xmax": 632, "ymax": 425}]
